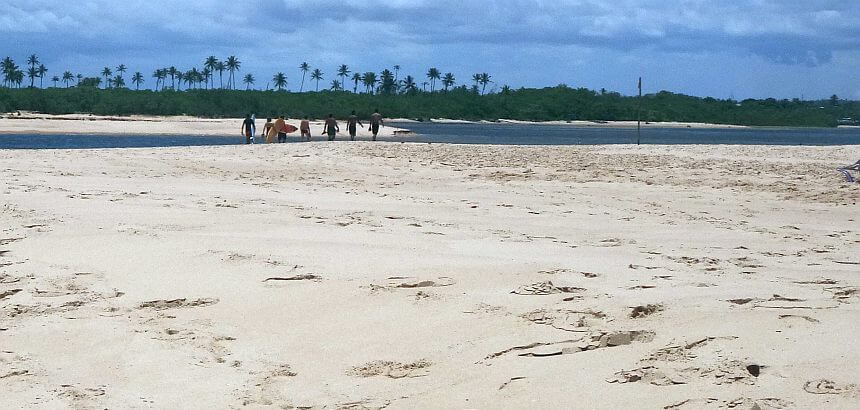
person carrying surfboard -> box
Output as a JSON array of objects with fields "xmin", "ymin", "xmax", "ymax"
[
  {"xmin": 262, "ymin": 118, "xmax": 274, "ymax": 141},
  {"xmin": 270, "ymin": 116, "xmax": 299, "ymax": 143},
  {"xmin": 241, "ymin": 114, "xmax": 256, "ymax": 144}
]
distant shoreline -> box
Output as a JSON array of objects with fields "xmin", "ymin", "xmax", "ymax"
[
  {"xmin": 0, "ymin": 112, "xmax": 411, "ymax": 138},
  {"xmin": 391, "ymin": 118, "xmax": 751, "ymax": 129}
]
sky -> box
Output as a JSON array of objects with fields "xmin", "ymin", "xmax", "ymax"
[{"xmin": 2, "ymin": 0, "xmax": 860, "ymax": 100}]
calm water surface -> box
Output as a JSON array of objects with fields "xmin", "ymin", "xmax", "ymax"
[{"xmin": 1, "ymin": 123, "xmax": 859, "ymax": 149}]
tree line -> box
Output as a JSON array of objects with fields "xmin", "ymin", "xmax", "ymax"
[
  {"xmin": 1, "ymin": 85, "xmax": 857, "ymax": 127},
  {"xmin": 1, "ymin": 54, "xmax": 858, "ymax": 127},
  {"xmin": 2, "ymin": 54, "xmax": 493, "ymax": 96}
]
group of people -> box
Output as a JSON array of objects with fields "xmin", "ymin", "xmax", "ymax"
[{"xmin": 241, "ymin": 110, "xmax": 385, "ymax": 144}]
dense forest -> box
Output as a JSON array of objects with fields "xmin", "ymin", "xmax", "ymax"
[
  {"xmin": 2, "ymin": 54, "xmax": 858, "ymax": 127},
  {"xmin": 2, "ymin": 86, "xmax": 858, "ymax": 127}
]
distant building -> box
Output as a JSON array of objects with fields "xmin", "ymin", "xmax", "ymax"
[{"xmin": 837, "ymin": 117, "xmax": 859, "ymax": 125}]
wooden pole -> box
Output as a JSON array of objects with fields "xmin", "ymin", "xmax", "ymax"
[{"xmin": 637, "ymin": 77, "xmax": 642, "ymax": 145}]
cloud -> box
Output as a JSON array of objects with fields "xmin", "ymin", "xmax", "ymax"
[{"xmin": 0, "ymin": 0, "xmax": 858, "ymax": 98}]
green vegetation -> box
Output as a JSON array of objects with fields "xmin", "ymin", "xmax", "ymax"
[
  {"xmin": 1, "ymin": 54, "xmax": 858, "ymax": 126},
  {"xmin": 1, "ymin": 86, "xmax": 858, "ymax": 127}
]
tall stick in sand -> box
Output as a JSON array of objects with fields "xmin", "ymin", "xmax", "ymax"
[{"xmin": 637, "ymin": 77, "xmax": 642, "ymax": 145}]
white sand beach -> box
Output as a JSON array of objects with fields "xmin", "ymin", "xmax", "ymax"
[
  {"xmin": 0, "ymin": 113, "xmax": 410, "ymax": 139},
  {"xmin": 1, "ymin": 138, "xmax": 859, "ymax": 408}
]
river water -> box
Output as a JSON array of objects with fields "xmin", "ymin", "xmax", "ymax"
[{"xmin": 1, "ymin": 123, "xmax": 858, "ymax": 149}]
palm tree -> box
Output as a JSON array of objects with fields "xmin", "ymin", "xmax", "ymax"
[
  {"xmin": 76, "ymin": 73, "xmax": 82, "ymax": 85},
  {"xmin": 225, "ymin": 56, "xmax": 240, "ymax": 89},
  {"xmin": 116, "ymin": 64, "xmax": 127, "ymax": 81},
  {"xmin": 167, "ymin": 67, "xmax": 177, "ymax": 89},
  {"xmin": 243, "ymin": 73, "xmax": 255, "ymax": 90},
  {"xmin": 2, "ymin": 57, "xmax": 15, "ymax": 87},
  {"xmin": 472, "ymin": 73, "xmax": 481, "ymax": 90},
  {"xmin": 184, "ymin": 70, "xmax": 194, "ymax": 89},
  {"xmin": 362, "ymin": 72, "xmax": 378, "ymax": 94},
  {"xmin": 337, "ymin": 64, "xmax": 350, "ymax": 90},
  {"xmin": 175, "ymin": 71, "xmax": 184, "ymax": 91},
  {"xmin": 132, "ymin": 72, "xmax": 144, "ymax": 90},
  {"xmin": 62, "ymin": 71, "xmax": 74, "ymax": 88},
  {"xmin": 351, "ymin": 72, "xmax": 361, "ymax": 93},
  {"xmin": 479, "ymin": 72, "xmax": 492, "ymax": 95},
  {"xmin": 200, "ymin": 68, "xmax": 210, "ymax": 89},
  {"xmin": 112, "ymin": 75, "xmax": 126, "ymax": 88},
  {"xmin": 309, "ymin": 68, "xmax": 323, "ymax": 92},
  {"xmin": 426, "ymin": 67, "xmax": 441, "ymax": 92},
  {"xmin": 379, "ymin": 69, "xmax": 395, "ymax": 94},
  {"xmin": 50, "ymin": 76, "xmax": 59, "ymax": 87},
  {"xmin": 442, "ymin": 72, "xmax": 455, "ymax": 91},
  {"xmin": 271, "ymin": 72, "xmax": 287, "ymax": 91},
  {"xmin": 401, "ymin": 75, "xmax": 417, "ymax": 94},
  {"xmin": 310, "ymin": 68, "xmax": 323, "ymax": 91},
  {"xmin": 101, "ymin": 67, "xmax": 112, "ymax": 88},
  {"xmin": 152, "ymin": 69, "xmax": 164, "ymax": 91},
  {"xmin": 11, "ymin": 70, "xmax": 23, "ymax": 88},
  {"xmin": 299, "ymin": 62, "xmax": 309, "ymax": 92},
  {"xmin": 213, "ymin": 62, "xmax": 225, "ymax": 89},
  {"xmin": 189, "ymin": 68, "xmax": 201, "ymax": 89},
  {"xmin": 26, "ymin": 67, "xmax": 38, "ymax": 88},
  {"xmin": 37, "ymin": 64, "xmax": 47, "ymax": 88},
  {"xmin": 26, "ymin": 54, "xmax": 39, "ymax": 87},
  {"xmin": 204, "ymin": 56, "xmax": 219, "ymax": 88}
]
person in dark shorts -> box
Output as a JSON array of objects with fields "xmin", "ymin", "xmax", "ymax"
[
  {"xmin": 274, "ymin": 116, "xmax": 287, "ymax": 143},
  {"xmin": 300, "ymin": 116, "xmax": 311, "ymax": 141},
  {"xmin": 369, "ymin": 109, "xmax": 383, "ymax": 141},
  {"xmin": 323, "ymin": 114, "xmax": 339, "ymax": 141},
  {"xmin": 241, "ymin": 114, "xmax": 256, "ymax": 144},
  {"xmin": 346, "ymin": 110, "xmax": 364, "ymax": 141}
]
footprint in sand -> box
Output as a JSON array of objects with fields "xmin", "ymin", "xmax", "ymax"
[
  {"xmin": 629, "ymin": 304, "xmax": 664, "ymax": 318},
  {"xmin": 347, "ymin": 360, "xmax": 431, "ymax": 379},
  {"xmin": 0, "ymin": 351, "xmax": 33, "ymax": 380},
  {"xmin": 482, "ymin": 331, "xmax": 655, "ymax": 363},
  {"xmin": 375, "ymin": 276, "xmax": 456, "ymax": 290},
  {"xmin": 520, "ymin": 308, "xmax": 609, "ymax": 332},
  {"xmin": 263, "ymin": 274, "xmax": 322, "ymax": 283},
  {"xmin": 610, "ymin": 336, "xmax": 762, "ymax": 388},
  {"xmin": 538, "ymin": 268, "xmax": 600, "ymax": 278},
  {"xmin": 511, "ymin": 281, "xmax": 584, "ymax": 296},
  {"xmin": 137, "ymin": 298, "xmax": 219, "ymax": 310},
  {"xmin": 803, "ymin": 379, "xmax": 857, "ymax": 395},
  {"xmin": 664, "ymin": 397, "xmax": 792, "ymax": 409},
  {"xmin": 237, "ymin": 364, "xmax": 300, "ymax": 407}
]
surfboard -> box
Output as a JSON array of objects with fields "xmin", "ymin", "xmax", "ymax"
[{"xmin": 283, "ymin": 124, "xmax": 298, "ymax": 133}]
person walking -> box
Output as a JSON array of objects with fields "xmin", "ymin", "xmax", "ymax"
[
  {"xmin": 346, "ymin": 110, "xmax": 364, "ymax": 141},
  {"xmin": 274, "ymin": 116, "xmax": 288, "ymax": 143},
  {"xmin": 242, "ymin": 114, "xmax": 256, "ymax": 144},
  {"xmin": 300, "ymin": 116, "xmax": 311, "ymax": 141},
  {"xmin": 262, "ymin": 117, "xmax": 274, "ymax": 142},
  {"xmin": 322, "ymin": 114, "xmax": 339, "ymax": 141},
  {"xmin": 369, "ymin": 109, "xmax": 384, "ymax": 141}
]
